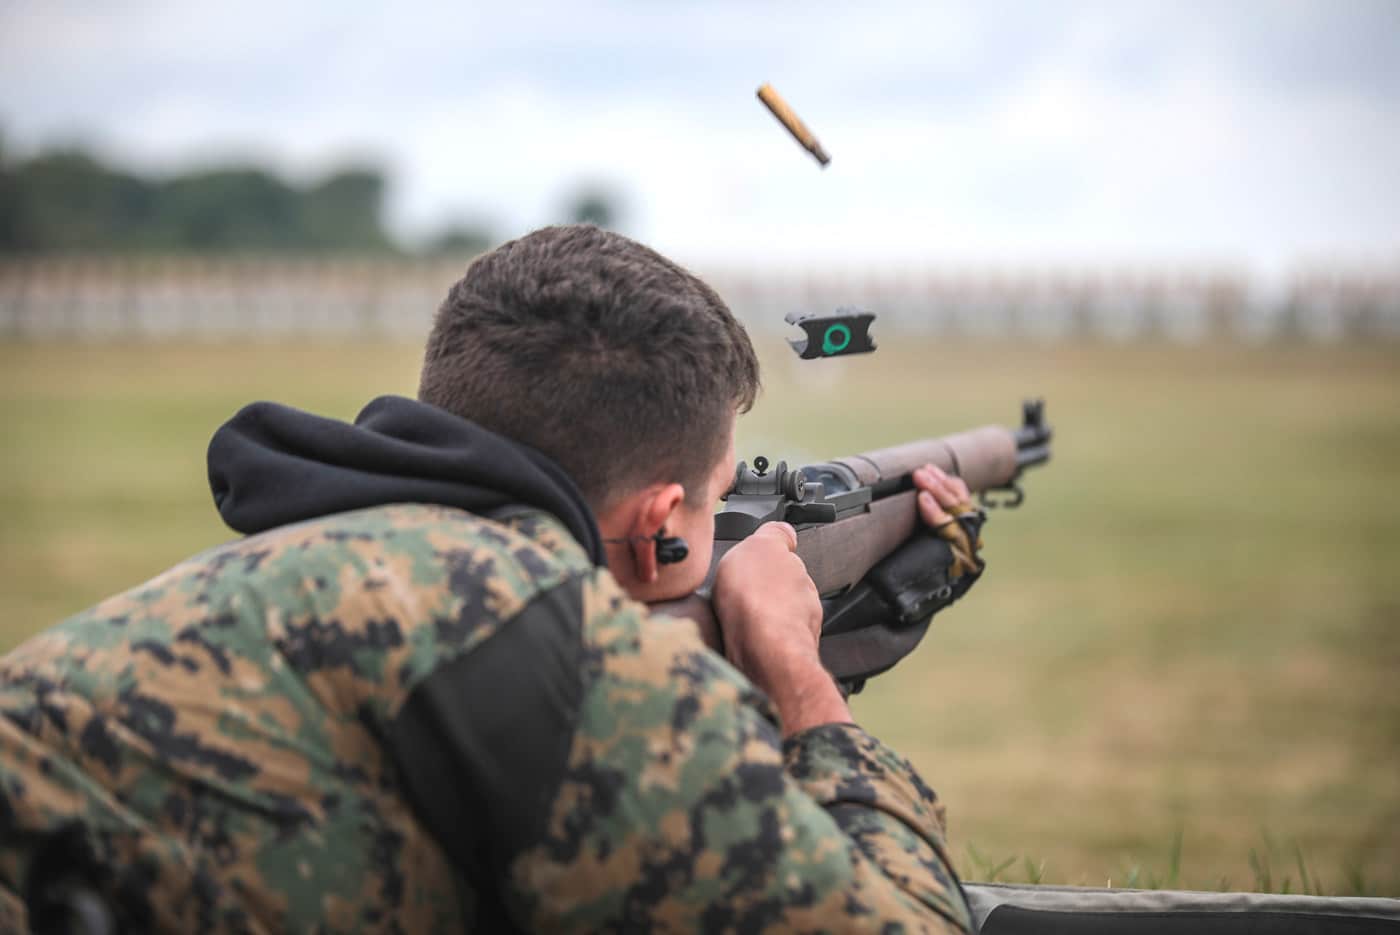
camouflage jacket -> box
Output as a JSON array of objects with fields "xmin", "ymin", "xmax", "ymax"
[{"xmin": 0, "ymin": 504, "xmax": 971, "ymax": 933}]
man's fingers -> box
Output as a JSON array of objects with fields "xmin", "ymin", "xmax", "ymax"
[
  {"xmin": 918, "ymin": 490, "xmax": 951, "ymax": 528},
  {"xmin": 914, "ymin": 465, "xmax": 986, "ymax": 564},
  {"xmin": 754, "ymin": 521, "xmax": 799, "ymax": 552},
  {"xmin": 915, "ymin": 464, "xmax": 971, "ymax": 511}
]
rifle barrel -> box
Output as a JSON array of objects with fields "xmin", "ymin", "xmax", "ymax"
[{"xmin": 1017, "ymin": 443, "xmax": 1051, "ymax": 469}]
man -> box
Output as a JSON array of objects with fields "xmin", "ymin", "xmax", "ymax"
[{"xmin": 1, "ymin": 225, "xmax": 977, "ymax": 932}]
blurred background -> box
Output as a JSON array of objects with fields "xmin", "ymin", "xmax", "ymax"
[{"xmin": 2, "ymin": 0, "xmax": 1397, "ymax": 896}]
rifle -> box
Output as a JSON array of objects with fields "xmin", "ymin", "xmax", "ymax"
[{"xmin": 655, "ymin": 399, "xmax": 1052, "ymax": 693}]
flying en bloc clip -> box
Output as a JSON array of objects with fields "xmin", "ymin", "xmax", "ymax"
[{"xmin": 785, "ymin": 308, "xmax": 877, "ymax": 360}]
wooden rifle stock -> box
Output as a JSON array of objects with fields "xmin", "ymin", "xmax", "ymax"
[{"xmin": 652, "ymin": 407, "xmax": 1044, "ymax": 652}]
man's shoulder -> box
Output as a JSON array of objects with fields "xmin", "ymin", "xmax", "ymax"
[
  {"xmin": 185, "ymin": 502, "xmax": 592, "ymax": 598},
  {"xmin": 2, "ymin": 503, "xmax": 595, "ymax": 702},
  {"xmin": 245, "ymin": 501, "xmax": 593, "ymax": 578},
  {"xmin": 216, "ymin": 503, "xmax": 598, "ymax": 640},
  {"xmin": 0, "ymin": 504, "xmax": 605, "ymax": 927}
]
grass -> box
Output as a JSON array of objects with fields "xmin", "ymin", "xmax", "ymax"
[
  {"xmin": 962, "ymin": 829, "xmax": 1390, "ymax": 897},
  {"xmin": 2, "ymin": 337, "xmax": 1398, "ymax": 895}
]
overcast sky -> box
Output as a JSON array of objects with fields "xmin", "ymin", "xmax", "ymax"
[{"xmin": 3, "ymin": 0, "xmax": 1398, "ymax": 275}]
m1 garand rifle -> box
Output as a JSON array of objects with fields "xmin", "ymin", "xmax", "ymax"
[
  {"xmin": 734, "ymin": 95, "xmax": 1054, "ymax": 689},
  {"xmin": 657, "ymin": 398, "xmax": 1053, "ymax": 694}
]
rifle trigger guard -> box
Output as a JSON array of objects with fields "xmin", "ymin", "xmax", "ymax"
[{"xmin": 979, "ymin": 481, "xmax": 1024, "ymax": 509}]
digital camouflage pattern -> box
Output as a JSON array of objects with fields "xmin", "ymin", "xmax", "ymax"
[{"xmin": 0, "ymin": 503, "xmax": 971, "ymax": 933}]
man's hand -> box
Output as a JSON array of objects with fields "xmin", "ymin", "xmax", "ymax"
[
  {"xmin": 712, "ymin": 522, "xmax": 851, "ymax": 736},
  {"xmin": 913, "ymin": 462, "xmax": 972, "ymax": 526},
  {"xmin": 914, "ymin": 463, "xmax": 983, "ymax": 578}
]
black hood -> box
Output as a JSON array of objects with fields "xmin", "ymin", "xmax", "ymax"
[{"xmin": 207, "ymin": 395, "xmax": 605, "ymax": 565}]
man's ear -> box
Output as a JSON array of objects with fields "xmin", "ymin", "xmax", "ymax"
[{"xmin": 631, "ymin": 482, "xmax": 685, "ymax": 584}]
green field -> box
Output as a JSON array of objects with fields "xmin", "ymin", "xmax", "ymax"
[{"xmin": 2, "ymin": 338, "xmax": 1398, "ymax": 894}]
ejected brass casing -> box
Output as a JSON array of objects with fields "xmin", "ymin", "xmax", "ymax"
[{"xmin": 756, "ymin": 83, "xmax": 830, "ymax": 167}]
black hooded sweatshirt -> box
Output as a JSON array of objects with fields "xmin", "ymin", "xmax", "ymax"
[{"xmin": 207, "ymin": 394, "xmax": 605, "ymax": 565}]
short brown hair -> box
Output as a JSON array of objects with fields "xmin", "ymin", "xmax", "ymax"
[{"xmin": 419, "ymin": 225, "xmax": 760, "ymax": 509}]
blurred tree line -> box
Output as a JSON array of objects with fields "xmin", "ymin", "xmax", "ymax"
[
  {"xmin": 0, "ymin": 139, "xmax": 403, "ymax": 253},
  {"xmin": 0, "ymin": 135, "xmax": 625, "ymax": 256}
]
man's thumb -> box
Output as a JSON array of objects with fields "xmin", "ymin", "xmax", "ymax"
[{"xmin": 756, "ymin": 521, "xmax": 798, "ymax": 552}]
